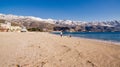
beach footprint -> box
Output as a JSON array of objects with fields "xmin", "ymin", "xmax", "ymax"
[{"xmin": 86, "ymin": 60, "xmax": 96, "ymax": 67}]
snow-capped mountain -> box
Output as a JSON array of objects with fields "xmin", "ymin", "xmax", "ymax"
[
  {"xmin": 1, "ymin": 13, "xmax": 120, "ymax": 27},
  {"xmin": 0, "ymin": 13, "xmax": 87, "ymax": 25},
  {"xmin": 0, "ymin": 13, "xmax": 120, "ymax": 32},
  {"xmin": 0, "ymin": 13, "xmax": 56, "ymax": 24}
]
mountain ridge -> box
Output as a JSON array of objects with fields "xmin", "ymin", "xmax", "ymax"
[{"xmin": 0, "ymin": 13, "xmax": 120, "ymax": 32}]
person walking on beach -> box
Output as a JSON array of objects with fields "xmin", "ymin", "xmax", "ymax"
[
  {"xmin": 69, "ymin": 34, "xmax": 72, "ymax": 37},
  {"xmin": 60, "ymin": 31, "xmax": 63, "ymax": 37}
]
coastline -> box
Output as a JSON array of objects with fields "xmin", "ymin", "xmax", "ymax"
[
  {"xmin": 72, "ymin": 36, "xmax": 120, "ymax": 46},
  {"xmin": 0, "ymin": 32, "xmax": 120, "ymax": 67},
  {"xmin": 51, "ymin": 32, "xmax": 120, "ymax": 46},
  {"xmin": 52, "ymin": 33, "xmax": 120, "ymax": 47}
]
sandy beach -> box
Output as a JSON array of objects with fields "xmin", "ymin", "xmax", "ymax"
[{"xmin": 0, "ymin": 32, "xmax": 120, "ymax": 67}]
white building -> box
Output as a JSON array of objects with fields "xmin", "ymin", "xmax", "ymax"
[
  {"xmin": 0, "ymin": 21, "xmax": 27, "ymax": 32},
  {"xmin": 0, "ymin": 21, "xmax": 11, "ymax": 28}
]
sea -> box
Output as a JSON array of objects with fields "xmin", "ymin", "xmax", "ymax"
[{"xmin": 52, "ymin": 32, "xmax": 120, "ymax": 43}]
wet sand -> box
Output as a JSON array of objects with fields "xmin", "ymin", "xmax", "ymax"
[{"xmin": 0, "ymin": 32, "xmax": 120, "ymax": 67}]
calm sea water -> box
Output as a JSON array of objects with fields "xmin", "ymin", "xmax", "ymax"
[{"xmin": 53, "ymin": 32, "xmax": 120, "ymax": 43}]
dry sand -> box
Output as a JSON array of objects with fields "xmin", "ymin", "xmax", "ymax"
[{"xmin": 0, "ymin": 32, "xmax": 120, "ymax": 67}]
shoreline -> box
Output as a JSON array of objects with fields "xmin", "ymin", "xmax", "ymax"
[
  {"xmin": 51, "ymin": 33, "xmax": 120, "ymax": 46},
  {"xmin": 72, "ymin": 36, "xmax": 120, "ymax": 46}
]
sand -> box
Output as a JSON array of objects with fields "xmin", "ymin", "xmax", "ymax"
[{"xmin": 0, "ymin": 32, "xmax": 120, "ymax": 67}]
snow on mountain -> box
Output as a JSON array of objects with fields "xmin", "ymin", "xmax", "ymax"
[
  {"xmin": 0, "ymin": 13, "xmax": 120, "ymax": 27},
  {"xmin": 0, "ymin": 13, "xmax": 56, "ymax": 24}
]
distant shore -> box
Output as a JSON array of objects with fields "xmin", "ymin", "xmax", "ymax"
[
  {"xmin": 0, "ymin": 32, "xmax": 120, "ymax": 67},
  {"xmin": 52, "ymin": 32, "xmax": 120, "ymax": 45}
]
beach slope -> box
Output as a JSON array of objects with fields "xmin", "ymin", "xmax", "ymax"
[{"xmin": 0, "ymin": 32, "xmax": 120, "ymax": 67}]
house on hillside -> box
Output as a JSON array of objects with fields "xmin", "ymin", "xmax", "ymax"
[
  {"xmin": 0, "ymin": 21, "xmax": 11, "ymax": 32},
  {"xmin": 0, "ymin": 21, "xmax": 27, "ymax": 32}
]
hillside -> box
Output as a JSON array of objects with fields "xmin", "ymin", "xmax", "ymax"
[{"xmin": 0, "ymin": 13, "xmax": 120, "ymax": 32}]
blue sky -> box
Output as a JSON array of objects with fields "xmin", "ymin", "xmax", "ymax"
[{"xmin": 0, "ymin": 0, "xmax": 120, "ymax": 21}]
